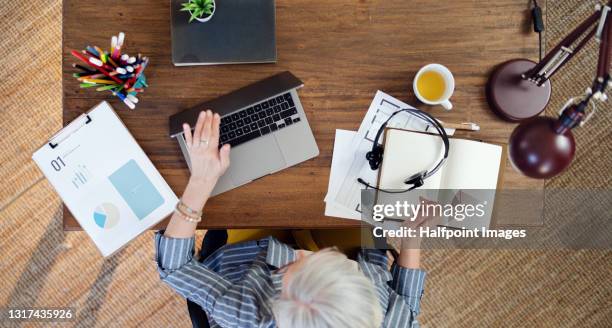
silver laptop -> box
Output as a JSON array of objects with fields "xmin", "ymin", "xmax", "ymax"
[{"xmin": 168, "ymin": 71, "xmax": 319, "ymax": 196}]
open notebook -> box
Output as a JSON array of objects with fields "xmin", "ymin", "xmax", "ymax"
[{"xmin": 378, "ymin": 128, "xmax": 504, "ymax": 228}]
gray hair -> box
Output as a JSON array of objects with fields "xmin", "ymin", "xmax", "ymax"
[{"xmin": 272, "ymin": 249, "xmax": 383, "ymax": 328}]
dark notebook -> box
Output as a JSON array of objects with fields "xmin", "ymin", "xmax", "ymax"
[{"xmin": 171, "ymin": 0, "xmax": 276, "ymax": 65}]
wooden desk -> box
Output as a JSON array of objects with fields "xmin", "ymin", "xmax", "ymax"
[{"xmin": 62, "ymin": 0, "xmax": 544, "ymax": 230}]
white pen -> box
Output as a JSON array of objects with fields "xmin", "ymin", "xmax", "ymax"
[
  {"xmin": 88, "ymin": 57, "xmax": 103, "ymax": 67},
  {"xmin": 117, "ymin": 32, "xmax": 125, "ymax": 47},
  {"xmin": 442, "ymin": 122, "xmax": 480, "ymax": 131},
  {"xmin": 126, "ymin": 94, "xmax": 139, "ymax": 104}
]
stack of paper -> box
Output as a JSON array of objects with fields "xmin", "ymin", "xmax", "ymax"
[{"xmin": 324, "ymin": 91, "xmax": 455, "ymax": 220}]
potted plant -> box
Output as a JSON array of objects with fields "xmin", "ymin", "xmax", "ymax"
[{"xmin": 181, "ymin": 0, "xmax": 216, "ymax": 23}]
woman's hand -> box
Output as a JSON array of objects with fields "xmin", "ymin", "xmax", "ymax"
[
  {"xmin": 181, "ymin": 110, "xmax": 231, "ymax": 206},
  {"xmin": 164, "ymin": 110, "xmax": 230, "ymax": 239},
  {"xmin": 400, "ymin": 197, "xmax": 440, "ymax": 250}
]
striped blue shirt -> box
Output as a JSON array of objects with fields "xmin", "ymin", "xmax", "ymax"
[{"xmin": 155, "ymin": 232, "xmax": 426, "ymax": 328}]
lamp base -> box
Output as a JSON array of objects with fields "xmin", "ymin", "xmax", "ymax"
[{"xmin": 486, "ymin": 59, "xmax": 552, "ymax": 122}]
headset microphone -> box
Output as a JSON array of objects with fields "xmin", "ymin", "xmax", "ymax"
[{"xmin": 357, "ymin": 178, "xmax": 421, "ymax": 193}]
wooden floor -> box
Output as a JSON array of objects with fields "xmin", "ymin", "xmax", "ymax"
[{"xmin": 1, "ymin": 1, "xmax": 610, "ymax": 327}]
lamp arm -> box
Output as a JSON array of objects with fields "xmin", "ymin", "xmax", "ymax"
[
  {"xmin": 524, "ymin": 10, "xmax": 601, "ymax": 85},
  {"xmin": 593, "ymin": 3, "xmax": 612, "ymax": 97},
  {"xmin": 555, "ymin": 7, "xmax": 612, "ymax": 134}
]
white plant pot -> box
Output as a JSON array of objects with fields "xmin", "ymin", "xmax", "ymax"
[{"xmin": 189, "ymin": 0, "xmax": 216, "ymax": 23}]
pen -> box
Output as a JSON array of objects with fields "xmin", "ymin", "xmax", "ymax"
[
  {"xmin": 77, "ymin": 73, "xmax": 106, "ymax": 80},
  {"xmin": 79, "ymin": 50, "xmax": 114, "ymax": 71},
  {"xmin": 111, "ymin": 36, "xmax": 117, "ymax": 57},
  {"xmin": 96, "ymin": 84, "xmax": 122, "ymax": 91},
  {"xmin": 86, "ymin": 46, "xmax": 99, "ymax": 57},
  {"xmin": 126, "ymin": 93, "xmax": 139, "ymax": 104},
  {"xmin": 135, "ymin": 75, "xmax": 148, "ymax": 87},
  {"xmin": 71, "ymin": 50, "xmax": 123, "ymax": 84},
  {"xmin": 88, "ymin": 56, "xmax": 104, "ymax": 67},
  {"xmin": 84, "ymin": 50, "xmax": 97, "ymax": 59},
  {"xmin": 113, "ymin": 90, "xmax": 136, "ymax": 109},
  {"xmin": 72, "ymin": 63, "xmax": 96, "ymax": 73},
  {"xmin": 441, "ymin": 122, "xmax": 481, "ymax": 131},
  {"xmin": 70, "ymin": 33, "xmax": 147, "ymax": 110},
  {"xmin": 125, "ymin": 65, "xmax": 142, "ymax": 88},
  {"xmin": 79, "ymin": 82, "xmax": 103, "ymax": 88},
  {"xmin": 117, "ymin": 32, "xmax": 125, "ymax": 48},
  {"xmin": 107, "ymin": 55, "xmax": 119, "ymax": 68},
  {"xmin": 74, "ymin": 72, "xmax": 104, "ymax": 78},
  {"xmin": 94, "ymin": 46, "xmax": 105, "ymax": 58},
  {"xmin": 81, "ymin": 78, "xmax": 117, "ymax": 85}
]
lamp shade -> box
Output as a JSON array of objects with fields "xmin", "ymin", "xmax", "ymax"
[{"xmin": 508, "ymin": 117, "xmax": 575, "ymax": 179}]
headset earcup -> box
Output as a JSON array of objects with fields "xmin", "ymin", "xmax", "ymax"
[
  {"xmin": 404, "ymin": 171, "xmax": 426, "ymax": 187},
  {"xmin": 366, "ymin": 145, "xmax": 384, "ymax": 170}
]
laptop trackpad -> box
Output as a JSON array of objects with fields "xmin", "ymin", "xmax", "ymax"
[{"xmin": 229, "ymin": 135, "xmax": 286, "ymax": 185}]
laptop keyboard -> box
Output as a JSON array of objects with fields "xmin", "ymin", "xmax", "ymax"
[{"xmin": 219, "ymin": 92, "xmax": 301, "ymax": 148}]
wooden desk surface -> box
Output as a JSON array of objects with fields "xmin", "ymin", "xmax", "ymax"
[{"xmin": 62, "ymin": 0, "xmax": 543, "ymax": 230}]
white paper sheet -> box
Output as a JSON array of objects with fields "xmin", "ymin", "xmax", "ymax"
[
  {"xmin": 327, "ymin": 90, "xmax": 455, "ymax": 219},
  {"xmin": 324, "ymin": 129, "xmax": 360, "ymax": 220}
]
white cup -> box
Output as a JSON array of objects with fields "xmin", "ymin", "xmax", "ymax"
[{"xmin": 413, "ymin": 64, "xmax": 455, "ymax": 110}]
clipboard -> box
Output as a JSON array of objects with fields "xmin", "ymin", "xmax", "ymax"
[{"xmin": 32, "ymin": 101, "xmax": 178, "ymax": 257}]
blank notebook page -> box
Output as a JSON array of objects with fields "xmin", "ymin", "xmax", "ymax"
[
  {"xmin": 379, "ymin": 129, "xmax": 446, "ymax": 189},
  {"xmin": 441, "ymin": 139, "xmax": 502, "ymax": 189},
  {"xmin": 379, "ymin": 129, "xmax": 502, "ymax": 190}
]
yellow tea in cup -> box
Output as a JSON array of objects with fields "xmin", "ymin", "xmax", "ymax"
[{"xmin": 416, "ymin": 70, "xmax": 446, "ymax": 102}]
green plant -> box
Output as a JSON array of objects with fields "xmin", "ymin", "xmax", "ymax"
[{"xmin": 181, "ymin": 0, "xmax": 215, "ymax": 23}]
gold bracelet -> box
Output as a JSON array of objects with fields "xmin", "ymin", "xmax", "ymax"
[
  {"xmin": 175, "ymin": 201, "xmax": 202, "ymax": 223},
  {"xmin": 175, "ymin": 210, "xmax": 202, "ymax": 223},
  {"xmin": 177, "ymin": 200, "xmax": 203, "ymax": 217},
  {"xmin": 175, "ymin": 207, "xmax": 202, "ymax": 223}
]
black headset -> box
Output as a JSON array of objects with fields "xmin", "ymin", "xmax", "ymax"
[{"xmin": 357, "ymin": 108, "xmax": 450, "ymax": 193}]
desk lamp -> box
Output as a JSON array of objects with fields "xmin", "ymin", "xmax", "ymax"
[{"xmin": 486, "ymin": 2, "xmax": 611, "ymax": 179}]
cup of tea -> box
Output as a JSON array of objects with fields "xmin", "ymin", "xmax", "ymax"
[{"xmin": 413, "ymin": 64, "xmax": 455, "ymax": 110}]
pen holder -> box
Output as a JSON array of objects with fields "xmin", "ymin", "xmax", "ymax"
[{"xmin": 69, "ymin": 32, "xmax": 149, "ymax": 110}]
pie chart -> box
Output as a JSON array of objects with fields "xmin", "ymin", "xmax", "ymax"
[{"xmin": 93, "ymin": 203, "xmax": 120, "ymax": 229}]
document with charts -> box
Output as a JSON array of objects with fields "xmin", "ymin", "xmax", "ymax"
[{"xmin": 32, "ymin": 101, "xmax": 178, "ymax": 257}]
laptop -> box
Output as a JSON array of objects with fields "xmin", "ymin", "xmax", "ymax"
[
  {"xmin": 171, "ymin": 0, "xmax": 276, "ymax": 65},
  {"xmin": 168, "ymin": 71, "xmax": 319, "ymax": 196}
]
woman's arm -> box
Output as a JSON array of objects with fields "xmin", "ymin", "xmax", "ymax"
[
  {"xmin": 397, "ymin": 197, "xmax": 439, "ymax": 268},
  {"xmin": 385, "ymin": 199, "xmax": 436, "ymax": 325},
  {"xmin": 154, "ymin": 112, "xmax": 233, "ymax": 314},
  {"xmin": 164, "ymin": 110, "xmax": 231, "ymax": 239},
  {"xmin": 397, "ymin": 249, "xmax": 421, "ymax": 269}
]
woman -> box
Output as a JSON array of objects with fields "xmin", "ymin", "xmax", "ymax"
[{"xmin": 155, "ymin": 110, "xmax": 427, "ymax": 328}]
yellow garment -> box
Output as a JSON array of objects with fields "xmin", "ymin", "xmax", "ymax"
[
  {"xmin": 227, "ymin": 229, "xmax": 294, "ymax": 245},
  {"xmin": 227, "ymin": 228, "xmax": 370, "ymax": 260},
  {"xmin": 292, "ymin": 228, "xmax": 374, "ymax": 260}
]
